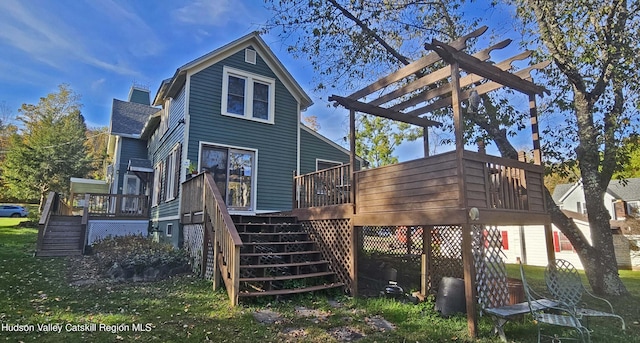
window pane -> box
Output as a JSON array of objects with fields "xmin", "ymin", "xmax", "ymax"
[
  {"xmin": 252, "ymin": 82, "xmax": 269, "ymax": 120},
  {"xmin": 227, "ymin": 76, "xmax": 245, "ymax": 115},
  {"xmin": 227, "ymin": 150, "xmax": 253, "ymax": 210},
  {"xmin": 200, "ymin": 146, "xmax": 228, "ymax": 200}
]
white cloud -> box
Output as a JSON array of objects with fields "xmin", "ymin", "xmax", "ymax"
[
  {"xmin": 0, "ymin": 0, "xmax": 145, "ymax": 77},
  {"xmin": 91, "ymin": 78, "xmax": 106, "ymax": 92}
]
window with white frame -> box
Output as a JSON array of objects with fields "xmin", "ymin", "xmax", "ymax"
[
  {"xmin": 166, "ymin": 223, "xmax": 173, "ymax": 237},
  {"xmin": 160, "ymin": 98, "xmax": 171, "ymax": 136},
  {"xmin": 627, "ymin": 201, "xmax": 640, "ymax": 217},
  {"xmin": 164, "ymin": 143, "xmax": 182, "ymax": 202},
  {"xmin": 152, "ymin": 162, "xmax": 162, "ymax": 206},
  {"xmin": 221, "ymin": 66, "xmax": 275, "ymax": 123}
]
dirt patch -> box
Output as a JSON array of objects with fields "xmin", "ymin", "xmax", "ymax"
[
  {"xmin": 294, "ymin": 306, "xmax": 330, "ymax": 323},
  {"xmin": 253, "ymin": 309, "xmax": 285, "ymax": 325}
]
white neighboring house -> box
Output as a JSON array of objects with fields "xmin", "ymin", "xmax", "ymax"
[{"xmin": 499, "ymin": 178, "xmax": 640, "ymax": 270}]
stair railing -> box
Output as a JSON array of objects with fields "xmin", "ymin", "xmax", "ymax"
[
  {"xmin": 202, "ymin": 172, "xmax": 243, "ymax": 306},
  {"xmin": 37, "ymin": 192, "xmax": 57, "ymax": 254},
  {"xmin": 80, "ymin": 194, "xmax": 90, "ymax": 254}
]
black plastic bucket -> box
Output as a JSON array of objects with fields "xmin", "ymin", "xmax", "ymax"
[{"xmin": 435, "ymin": 277, "xmax": 466, "ymax": 316}]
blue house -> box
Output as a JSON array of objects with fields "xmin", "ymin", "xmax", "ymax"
[{"xmin": 107, "ymin": 32, "xmax": 356, "ymax": 247}]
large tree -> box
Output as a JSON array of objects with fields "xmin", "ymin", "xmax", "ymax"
[
  {"xmin": 2, "ymin": 85, "xmax": 92, "ymax": 209},
  {"xmin": 510, "ymin": 0, "xmax": 639, "ymax": 295},
  {"xmin": 265, "ymin": 0, "xmax": 638, "ymax": 295},
  {"xmin": 265, "ymin": 0, "xmax": 471, "ymax": 166}
]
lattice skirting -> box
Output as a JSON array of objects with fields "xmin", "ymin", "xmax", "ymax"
[
  {"xmin": 183, "ymin": 224, "xmax": 204, "ymax": 275},
  {"xmin": 473, "ymin": 224, "xmax": 510, "ymax": 310},
  {"xmin": 430, "ymin": 225, "xmax": 464, "ymax": 292},
  {"xmin": 87, "ymin": 220, "xmax": 148, "ymax": 245},
  {"xmin": 301, "ymin": 219, "xmax": 353, "ymax": 293}
]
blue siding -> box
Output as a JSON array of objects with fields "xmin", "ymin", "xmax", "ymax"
[
  {"xmin": 187, "ymin": 47, "xmax": 299, "ymax": 212},
  {"xmin": 299, "ymin": 127, "xmax": 356, "ymax": 174},
  {"xmin": 116, "ymin": 138, "xmax": 147, "ymax": 193},
  {"xmin": 149, "ymin": 86, "xmax": 186, "ymax": 221}
]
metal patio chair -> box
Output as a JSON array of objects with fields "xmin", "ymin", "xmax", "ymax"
[
  {"xmin": 545, "ymin": 259, "xmax": 626, "ymax": 330},
  {"xmin": 520, "ymin": 262, "xmax": 591, "ymax": 342}
]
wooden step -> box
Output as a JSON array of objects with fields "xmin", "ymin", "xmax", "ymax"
[
  {"xmin": 41, "ymin": 243, "xmax": 81, "ymax": 250},
  {"xmin": 46, "ymin": 225, "xmax": 83, "ymax": 233},
  {"xmin": 235, "ymin": 223, "xmax": 303, "ymax": 233},
  {"xmin": 240, "ymin": 232, "xmax": 309, "ymax": 242},
  {"xmin": 232, "ymin": 215, "xmax": 297, "ymax": 224},
  {"xmin": 240, "ymin": 271, "xmax": 335, "ymax": 282},
  {"xmin": 240, "ymin": 250, "xmax": 322, "ymax": 257},
  {"xmin": 42, "ymin": 237, "xmax": 81, "ymax": 244},
  {"xmin": 240, "ymin": 260, "xmax": 329, "ymax": 269},
  {"xmin": 238, "ymin": 282, "xmax": 345, "ymax": 297}
]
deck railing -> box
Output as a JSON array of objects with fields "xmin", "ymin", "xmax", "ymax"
[
  {"xmin": 294, "ymin": 164, "xmax": 351, "ymax": 208},
  {"xmin": 181, "ymin": 172, "xmax": 243, "ymax": 306},
  {"xmin": 462, "ymin": 151, "xmax": 545, "ymax": 212},
  {"xmin": 293, "ymin": 152, "xmax": 545, "ymax": 215},
  {"xmin": 86, "ymin": 193, "xmax": 149, "ymax": 218}
]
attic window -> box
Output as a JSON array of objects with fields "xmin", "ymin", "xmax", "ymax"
[{"xmin": 245, "ymin": 49, "xmax": 257, "ymax": 64}]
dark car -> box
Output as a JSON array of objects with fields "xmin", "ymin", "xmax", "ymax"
[{"xmin": 0, "ymin": 205, "xmax": 29, "ymax": 217}]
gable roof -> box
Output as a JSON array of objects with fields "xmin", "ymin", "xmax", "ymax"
[
  {"xmin": 607, "ymin": 178, "xmax": 640, "ymax": 201},
  {"xmin": 110, "ymin": 99, "xmax": 160, "ymax": 137},
  {"xmin": 152, "ymin": 32, "xmax": 312, "ymax": 110},
  {"xmin": 552, "ymin": 178, "xmax": 640, "ymax": 204},
  {"xmin": 300, "ymin": 124, "xmax": 365, "ymax": 164}
]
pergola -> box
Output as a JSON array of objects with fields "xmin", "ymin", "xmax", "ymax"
[{"xmin": 329, "ymin": 26, "xmax": 552, "ymax": 337}]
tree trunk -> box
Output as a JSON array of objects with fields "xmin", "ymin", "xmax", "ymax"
[{"xmin": 573, "ymin": 90, "xmax": 628, "ymax": 295}]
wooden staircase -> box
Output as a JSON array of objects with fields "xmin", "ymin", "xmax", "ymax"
[
  {"xmin": 37, "ymin": 215, "xmax": 83, "ymax": 257},
  {"xmin": 233, "ymin": 215, "xmax": 344, "ymax": 298}
]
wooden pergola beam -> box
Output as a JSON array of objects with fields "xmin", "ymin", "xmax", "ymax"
[
  {"xmin": 405, "ymin": 61, "xmax": 551, "ymax": 117},
  {"xmin": 425, "ymin": 39, "xmax": 549, "ymax": 96},
  {"xmin": 346, "ymin": 26, "xmax": 488, "ymax": 100},
  {"xmin": 328, "ymin": 95, "xmax": 442, "ymax": 127},
  {"xmin": 390, "ymin": 51, "xmax": 534, "ymax": 112},
  {"xmin": 369, "ymin": 39, "xmax": 513, "ymax": 107}
]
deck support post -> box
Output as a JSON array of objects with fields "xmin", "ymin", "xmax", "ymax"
[
  {"xmin": 421, "ymin": 226, "xmax": 433, "ymax": 296},
  {"xmin": 529, "ymin": 94, "xmax": 542, "ymax": 165},
  {"xmin": 544, "ymin": 223, "xmax": 556, "ymax": 264},
  {"xmin": 349, "ymin": 108, "xmax": 357, "ymax": 214},
  {"xmin": 349, "ymin": 219, "xmax": 358, "ymax": 296},
  {"xmin": 462, "ymin": 223, "xmax": 478, "ymax": 338}
]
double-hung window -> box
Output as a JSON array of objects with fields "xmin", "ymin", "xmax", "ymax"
[{"xmin": 221, "ymin": 66, "xmax": 275, "ymax": 124}]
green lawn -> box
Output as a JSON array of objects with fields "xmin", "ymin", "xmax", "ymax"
[{"xmin": 0, "ymin": 222, "xmax": 638, "ymax": 342}]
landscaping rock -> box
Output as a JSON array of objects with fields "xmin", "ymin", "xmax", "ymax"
[
  {"xmin": 253, "ymin": 309, "xmax": 284, "ymax": 324},
  {"xmin": 106, "ymin": 262, "xmax": 124, "ymax": 280}
]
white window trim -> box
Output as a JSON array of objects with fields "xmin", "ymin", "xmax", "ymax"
[
  {"xmin": 166, "ymin": 223, "xmax": 173, "ymax": 237},
  {"xmin": 152, "ymin": 163, "xmax": 161, "ymax": 207},
  {"xmin": 315, "ymin": 158, "xmax": 343, "ymax": 171},
  {"xmin": 165, "ymin": 145, "xmax": 180, "ymax": 202},
  {"xmin": 198, "ymin": 141, "xmax": 258, "ymax": 212},
  {"xmin": 221, "ymin": 66, "xmax": 275, "ymax": 124}
]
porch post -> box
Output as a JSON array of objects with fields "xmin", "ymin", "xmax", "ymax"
[
  {"xmin": 349, "ymin": 108, "xmax": 357, "ymax": 214},
  {"xmin": 544, "ymin": 223, "xmax": 556, "ymax": 263},
  {"xmin": 423, "ymin": 127, "xmax": 430, "ymax": 157},
  {"xmin": 529, "ymin": 94, "xmax": 542, "ymax": 165},
  {"xmin": 462, "ymin": 223, "xmax": 478, "ymax": 338}
]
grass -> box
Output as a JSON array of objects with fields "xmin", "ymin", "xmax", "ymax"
[{"xmin": 0, "ymin": 220, "xmax": 638, "ymax": 342}]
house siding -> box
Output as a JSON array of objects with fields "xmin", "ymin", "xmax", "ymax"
[
  {"xmin": 187, "ymin": 47, "xmax": 298, "ymax": 212},
  {"xmin": 299, "ymin": 128, "xmax": 353, "ymax": 174},
  {"xmin": 149, "ymin": 86, "xmax": 186, "ymax": 233},
  {"xmin": 115, "ymin": 138, "xmax": 148, "ymax": 194}
]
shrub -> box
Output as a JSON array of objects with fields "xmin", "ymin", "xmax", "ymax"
[{"xmin": 92, "ymin": 235, "xmax": 189, "ymax": 279}]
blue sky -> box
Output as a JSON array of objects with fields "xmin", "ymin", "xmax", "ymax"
[{"xmin": 0, "ymin": 0, "xmax": 530, "ymax": 160}]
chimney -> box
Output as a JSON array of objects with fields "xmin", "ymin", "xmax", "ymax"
[{"xmin": 128, "ymin": 83, "xmax": 150, "ymax": 105}]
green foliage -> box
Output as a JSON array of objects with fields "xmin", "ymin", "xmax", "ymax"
[
  {"xmin": 92, "ymin": 235, "xmax": 188, "ymax": 274},
  {"xmin": 355, "ymin": 115, "xmax": 422, "ymax": 167},
  {"xmin": 1, "ymin": 227, "xmax": 639, "ymax": 342},
  {"xmin": 1, "ymin": 85, "xmax": 92, "ymax": 204}
]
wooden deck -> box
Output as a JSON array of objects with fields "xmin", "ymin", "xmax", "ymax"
[{"xmin": 293, "ymin": 150, "xmax": 549, "ymax": 226}]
